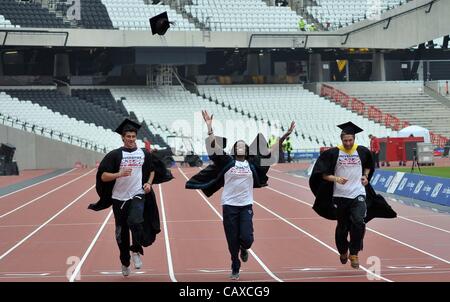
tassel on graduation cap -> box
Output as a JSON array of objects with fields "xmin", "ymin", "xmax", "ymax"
[{"xmin": 149, "ymin": 11, "xmax": 175, "ymax": 35}]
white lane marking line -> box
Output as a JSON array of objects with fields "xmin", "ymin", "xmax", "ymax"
[
  {"xmin": 0, "ymin": 185, "xmax": 95, "ymax": 262},
  {"xmin": 268, "ymin": 174, "xmax": 310, "ymax": 190},
  {"xmin": 198, "ymin": 269, "xmax": 230, "ymax": 273},
  {"xmin": 366, "ymin": 227, "xmax": 450, "ymax": 264},
  {"xmin": 99, "ymin": 271, "xmax": 148, "ymax": 275},
  {"xmin": 292, "ymin": 267, "xmax": 338, "ymax": 271},
  {"xmin": 253, "ymin": 199, "xmax": 393, "ymax": 282},
  {"xmin": 387, "ymin": 266, "xmax": 433, "ymax": 269},
  {"xmin": 0, "ymin": 169, "xmax": 95, "ymax": 219},
  {"xmin": 397, "ymin": 216, "xmax": 450, "ymax": 234},
  {"xmin": 271, "ymin": 169, "xmax": 307, "ymax": 179},
  {"xmin": 265, "ymin": 186, "xmax": 450, "ymax": 265},
  {"xmin": 270, "ymin": 175, "xmax": 450, "ymax": 235},
  {"xmin": 158, "ymin": 184, "xmax": 177, "ymax": 282},
  {"xmin": 178, "ymin": 167, "xmax": 283, "ymax": 282},
  {"xmin": 3, "ymin": 273, "xmax": 50, "ymax": 276},
  {"xmin": 69, "ymin": 209, "xmax": 113, "ymax": 282},
  {"xmin": 0, "ymin": 168, "xmax": 77, "ymax": 199}
]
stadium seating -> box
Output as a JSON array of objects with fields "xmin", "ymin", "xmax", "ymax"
[
  {"xmin": 0, "ymin": 14, "xmax": 16, "ymax": 28},
  {"xmin": 55, "ymin": 0, "xmax": 114, "ymax": 29},
  {"xmin": 110, "ymin": 85, "xmax": 395, "ymax": 154},
  {"xmin": 185, "ymin": 0, "xmax": 306, "ymax": 32},
  {"xmin": 0, "ymin": 0, "xmax": 69, "ymax": 28},
  {"xmin": 0, "ymin": 91, "xmax": 124, "ymax": 151},
  {"xmin": 199, "ymin": 85, "xmax": 396, "ymax": 149},
  {"xmin": 331, "ymin": 82, "xmax": 450, "ymax": 138},
  {"xmin": 101, "ymin": 0, "xmax": 198, "ymax": 31},
  {"xmin": 1, "ymin": 88, "xmax": 167, "ymax": 151},
  {"xmin": 307, "ymin": 0, "xmax": 407, "ymax": 30},
  {"xmin": 109, "ymin": 86, "xmax": 254, "ymax": 154}
]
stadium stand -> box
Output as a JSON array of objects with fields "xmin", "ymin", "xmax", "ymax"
[
  {"xmin": 0, "ymin": 90, "xmax": 124, "ymax": 151},
  {"xmin": 185, "ymin": 0, "xmax": 306, "ymax": 32},
  {"xmin": 198, "ymin": 85, "xmax": 396, "ymax": 149},
  {"xmin": 109, "ymin": 86, "xmax": 257, "ymax": 154},
  {"xmin": 101, "ymin": 0, "xmax": 198, "ymax": 31},
  {"xmin": 306, "ymin": 0, "xmax": 407, "ymax": 30},
  {"xmin": 0, "ymin": 0, "xmax": 69, "ymax": 28},
  {"xmin": 0, "ymin": 88, "xmax": 167, "ymax": 150},
  {"xmin": 0, "ymin": 14, "xmax": 16, "ymax": 28},
  {"xmin": 109, "ymin": 85, "xmax": 395, "ymax": 154},
  {"xmin": 330, "ymin": 82, "xmax": 450, "ymax": 138},
  {"xmin": 55, "ymin": 0, "xmax": 114, "ymax": 29}
]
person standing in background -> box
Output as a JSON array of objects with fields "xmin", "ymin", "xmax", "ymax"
[{"xmin": 369, "ymin": 134, "xmax": 380, "ymax": 168}]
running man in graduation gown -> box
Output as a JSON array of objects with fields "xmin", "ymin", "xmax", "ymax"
[
  {"xmin": 309, "ymin": 122, "xmax": 396, "ymax": 269},
  {"xmin": 186, "ymin": 110, "xmax": 295, "ymax": 280},
  {"xmin": 88, "ymin": 118, "xmax": 173, "ymax": 277}
]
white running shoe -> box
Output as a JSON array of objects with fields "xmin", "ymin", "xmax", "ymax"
[
  {"xmin": 229, "ymin": 271, "xmax": 240, "ymax": 281},
  {"xmin": 121, "ymin": 265, "xmax": 131, "ymax": 277},
  {"xmin": 132, "ymin": 252, "xmax": 142, "ymax": 269}
]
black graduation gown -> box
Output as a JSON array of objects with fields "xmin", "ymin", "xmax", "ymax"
[
  {"xmin": 185, "ymin": 135, "xmax": 270, "ymax": 197},
  {"xmin": 185, "ymin": 153, "xmax": 269, "ymax": 197},
  {"xmin": 88, "ymin": 147, "xmax": 174, "ymax": 247},
  {"xmin": 309, "ymin": 146, "xmax": 397, "ymax": 222}
]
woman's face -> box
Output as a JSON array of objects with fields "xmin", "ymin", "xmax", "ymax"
[{"xmin": 235, "ymin": 141, "xmax": 247, "ymax": 156}]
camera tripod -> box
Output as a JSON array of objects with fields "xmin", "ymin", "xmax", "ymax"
[{"xmin": 410, "ymin": 152, "xmax": 422, "ymax": 174}]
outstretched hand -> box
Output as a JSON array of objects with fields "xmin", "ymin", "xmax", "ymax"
[
  {"xmin": 286, "ymin": 121, "xmax": 296, "ymax": 136},
  {"xmin": 202, "ymin": 110, "xmax": 214, "ymax": 128}
]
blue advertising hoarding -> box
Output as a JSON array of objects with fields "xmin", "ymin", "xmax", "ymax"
[
  {"xmin": 372, "ymin": 170, "xmax": 450, "ymax": 207},
  {"xmin": 370, "ymin": 170, "xmax": 397, "ymax": 193}
]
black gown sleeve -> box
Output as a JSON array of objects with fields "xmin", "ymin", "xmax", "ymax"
[
  {"xmin": 88, "ymin": 149, "xmax": 121, "ymax": 211},
  {"xmin": 145, "ymin": 150, "xmax": 174, "ymax": 184},
  {"xmin": 309, "ymin": 148, "xmax": 338, "ymax": 220},
  {"xmin": 357, "ymin": 146, "xmax": 397, "ymax": 222},
  {"xmin": 359, "ymin": 146, "xmax": 375, "ymax": 178},
  {"xmin": 185, "ymin": 136, "xmax": 233, "ymax": 197}
]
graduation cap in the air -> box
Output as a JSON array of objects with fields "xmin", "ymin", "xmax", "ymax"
[
  {"xmin": 115, "ymin": 118, "xmax": 141, "ymax": 135},
  {"xmin": 337, "ymin": 121, "xmax": 364, "ymax": 135},
  {"xmin": 149, "ymin": 12, "xmax": 172, "ymax": 35}
]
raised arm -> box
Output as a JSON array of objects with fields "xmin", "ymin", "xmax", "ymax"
[
  {"xmin": 270, "ymin": 121, "xmax": 296, "ymax": 155},
  {"xmin": 203, "ymin": 110, "xmax": 217, "ymax": 148},
  {"xmin": 203, "ymin": 110, "xmax": 214, "ymax": 136}
]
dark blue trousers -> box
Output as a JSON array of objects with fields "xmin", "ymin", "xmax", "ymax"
[
  {"xmin": 333, "ymin": 196, "xmax": 367, "ymax": 256},
  {"xmin": 222, "ymin": 204, "xmax": 254, "ymax": 272},
  {"xmin": 112, "ymin": 195, "xmax": 145, "ymax": 267}
]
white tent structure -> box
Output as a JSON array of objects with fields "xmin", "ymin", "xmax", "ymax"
[{"xmin": 397, "ymin": 125, "xmax": 431, "ymax": 143}]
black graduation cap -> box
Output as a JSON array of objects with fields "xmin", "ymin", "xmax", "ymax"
[
  {"xmin": 149, "ymin": 12, "xmax": 171, "ymax": 35},
  {"xmin": 337, "ymin": 121, "xmax": 364, "ymax": 135},
  {"xmin": 115, "ymin": 118, "xmax": 141, "ymax": 135}
]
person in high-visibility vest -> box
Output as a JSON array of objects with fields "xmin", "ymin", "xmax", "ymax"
[
  {"xmin": 282, "ymin": 137, "xmax": 293, "ymax": 163},
  {"xmin": 308, "ymin": 24, "xmax": 316, "ymax": 31},
  {"xmin": 298, "ymin": 19, "xmax": 306, "ymax": 31},
  {"xmin": 268, "ymin": 135, "xmax": 277, "ymax": 148}
]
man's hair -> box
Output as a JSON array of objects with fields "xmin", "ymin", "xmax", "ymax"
[
  {"xmin": 340, "ymin": 132, "xmax": 355, "ymax": 140},
  {"xmin": 122, "ymin": 128, "xmax": 137, "ymax": 136},
  {"xmin": 231, "ymin": 140, "xmax": 250, "ymax": 159}
]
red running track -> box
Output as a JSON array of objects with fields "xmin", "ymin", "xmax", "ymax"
[
  {"xmin": 0, "ymin": 165, "xmax": 449, "ymax": 282},
  {"xmin": 0, "ymin": 169, "xmax": 56, "ymax": 188}
]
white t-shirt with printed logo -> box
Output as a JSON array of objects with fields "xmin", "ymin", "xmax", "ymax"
[
  {"xmin": 333, "ymin": 149, "xmax": 366, "ymax": 199},
  {"xmin": 221, "ymin": 160, "xmax": 254, "ymax": 206},
  {"xmin": 112, "ymin": 148, "xmax": 145, "ymax": 201}
]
